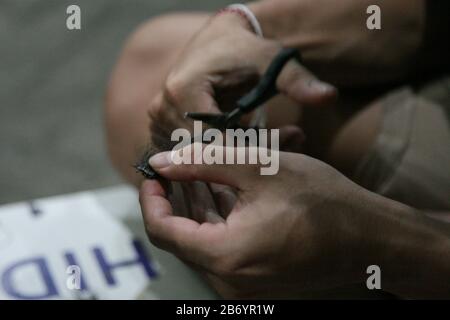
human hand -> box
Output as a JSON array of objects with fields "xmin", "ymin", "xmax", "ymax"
[
  {"xmin": 147, "ymin": 12, "xmax": 337, "ymax": 149},
  {"xmin": 139, "ymin": 144, "xmax": 381, "ymax": 298}
]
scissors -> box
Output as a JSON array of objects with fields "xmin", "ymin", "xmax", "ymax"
[
  {"xmin": 135, "ymin": 48, "xmax": 302, "ymax": 180},
  {"xmin": 185, "ymin": 47, "xmax": 302, "ymax": 130}
]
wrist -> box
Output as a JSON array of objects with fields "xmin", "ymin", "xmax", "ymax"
[
  {"xmin": 354, "ymin": 191, "xmax": 450, "ymax": 297},
  {"xmin": 212, "ymin": 6, "xmax": 259, "ymax": 35},
  {"xmin": 381, "ymin": 209, "xmax": 450, "ymax": 298}
]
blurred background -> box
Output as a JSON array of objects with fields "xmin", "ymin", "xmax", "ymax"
[{"xmin": 0, "ymin": 0, "xmax": 234, "ymax": 204}]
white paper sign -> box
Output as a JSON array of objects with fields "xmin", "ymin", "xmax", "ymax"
[{"xmin": 0, "ymin": 193, "xmax": 158, "ymax": 300}]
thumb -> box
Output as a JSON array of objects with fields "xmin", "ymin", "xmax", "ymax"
[
  {"xmin": 276, "ymin": 57, "xmax": 338, "ymax": 107},
  {"xmin": 148, "ymin": 143, "xmax": 263, "ymax": 190}
]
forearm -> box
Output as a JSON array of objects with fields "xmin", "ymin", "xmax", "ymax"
[
  {"xmin": 248, "ymin": 0, "xmax": 425, "ymax": 85},
  {"xmin": 358, "ymin": 191, "xmax": 450, "ymax": 298}
]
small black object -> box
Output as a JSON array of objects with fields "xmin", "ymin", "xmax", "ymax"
[
  {"xmin": 186, "ymin": 47, "xmax": 302, "ymax": 130},
  {"xmin": 134, "ymin": 152, "xmax": 159, "ymax": 179},
  {"xmin": 134, "ymin": 162, "xmax": 159, "ymax": 179}
]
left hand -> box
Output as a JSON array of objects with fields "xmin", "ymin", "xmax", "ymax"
[{"xmin": 139, "ymin": 144, "xmax": 385, "ymax": 298}]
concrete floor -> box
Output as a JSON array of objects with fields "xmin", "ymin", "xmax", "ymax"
[{"xmin": 0, "ymin": 0, "xmax": 233, "ymax": 204}]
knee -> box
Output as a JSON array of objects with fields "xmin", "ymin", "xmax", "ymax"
[
  {"xmin": 123, "ymin": 14, "xmax": 181, "ymax": 64},
  {"xmin": 105, "ymin": 13, "xmax": 205, "ymax": 131},
  {"xmin": 104, "ymin": 13, "xmax": 208, "ymax": 182},
  {"xmin": 105, "ymin": 15, "xmax": 180, "ymax": 116},
  {"xmin": 105, "ymin": 12, "xmax": 208, "ymax": 126},
  {"xmin": 105, "ymin": 15, "xmax": 179, "ymax": 182},
  {"xmin": 121, "ymin": 13, "xmax": 208, "ymax": 66}
]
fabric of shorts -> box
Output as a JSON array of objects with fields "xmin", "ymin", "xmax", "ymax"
[{"xmin": 354, "ymin": 77, "xmax": 450, "ymax": 211}]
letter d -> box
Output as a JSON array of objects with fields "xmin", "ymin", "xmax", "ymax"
[{"xmin": 2, "ymin": 257, "xmax": 58, "ymax": 299}]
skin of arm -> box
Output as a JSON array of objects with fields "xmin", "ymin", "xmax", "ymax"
[
  {"xmin": 140, "ymin": 145, "xmax": 450, "ymax": 298},
  {"xmin": 356, "ymin": 193, "xmax": 450, "ymax": 298},
  {"xmin": 248, "ymin": 0, "xmax": 425, "ymax": 86},
  {"xmin": 104, "ymin": 3, "xmax": 450, "ymax": 298}
]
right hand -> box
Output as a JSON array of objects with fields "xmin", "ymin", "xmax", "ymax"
[{"xmin": 148, "ymin": 12, "xmax": 337, "ymax": 149}]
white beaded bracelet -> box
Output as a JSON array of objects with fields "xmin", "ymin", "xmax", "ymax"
[
  {"xmin": 228, "ymin": 4, "xmax": 263, "ymax": 37},
  {"xmin": 217, "ymin": 4, "xmax": 264, "ymax": 38}
]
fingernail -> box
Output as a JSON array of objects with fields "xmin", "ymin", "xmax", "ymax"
[
  {"xmin": 309, "ymin": 80, "xmax": 336, "ymax": 94},
  {"xmin": 149, "ymin": 152, "xmax": 171, "ymax": 169}
]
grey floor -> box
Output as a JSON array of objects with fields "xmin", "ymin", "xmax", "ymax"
[{"xmin": 0, "ymin": 0, "xmax": 233, "ymax": 204}]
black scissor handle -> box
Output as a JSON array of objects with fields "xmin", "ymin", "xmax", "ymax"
[{"xmin": 236, "ymin": 47, "xmax": 302, "ymax": 114}]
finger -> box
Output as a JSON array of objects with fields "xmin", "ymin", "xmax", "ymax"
[
  {"xmin": 140, "ymin": 178, "xmax": 168, "ymax": 198},
  {"xmin": 148, "ymin": 143, "xmax": 264, "ymax": 190},
  {"xmin": 139, "ymin": 180, "xmax": 227, "ymax": 267},
  {"xmin": 276, "ymin": 58, "xmax": 338, "ymax": 107},
  {"xmin": 148, "ymin": 93, "xmax": 185, "ymax": 132},
  {"xmin": 279, "ymin": 125, "xmax": 305, "ymax": 153},
  {"xmin": 147, "ymin": 93, "xmax": 188, "ymax": 150},
  {"xmin": 168, "ymin": 182, "xmax": 191, "ymax": 219},
  {"xmin": 181, "ymin": 181, "xmax": 225, "ymax": 224},
  {"xmin": 139, "ymin": 180, "xmax": 174, "ymax": 250},
  {"xmin": 208, "ymin": 183, "xmax": 238, "ymax": 219}
]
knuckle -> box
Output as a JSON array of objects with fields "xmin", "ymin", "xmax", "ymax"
[
  {"xmin": 143, "ymin": 221, "xmax": 157, "ymax": 242},
  {"xmin": 282, "ymin": 66, "xmax": 303, "ymax": 85},
  {"xmin": 147, "ymin": 233, "xmax": 165, "ymax": 250},
  {"xmin": 164, "ymin": 74, "xmax": 186, "ymax": 107},
  {"xmin": 147, "ymin": 95, "xmax": 166, "ymax": 120},
  {"xmin": 144, "ymin": 221, "xmax": 166, "ymax": 249},
  {"xmin": 146, "ymin": 230, "xmax": 159, "ymax": 244}
]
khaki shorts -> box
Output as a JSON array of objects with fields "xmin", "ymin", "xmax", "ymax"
[{"xmin": 354, "ymin": 77, "xmax": 450, "ymax": 211}]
